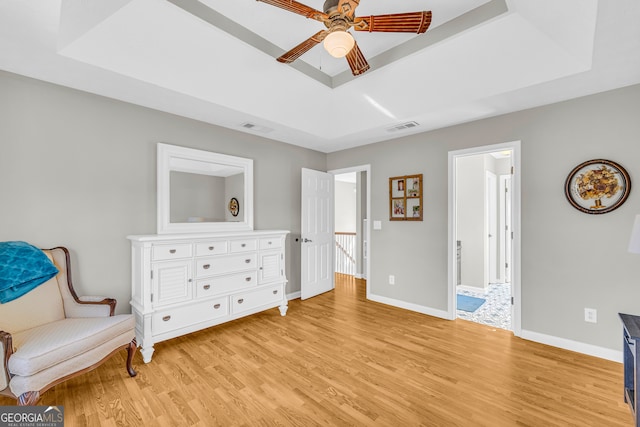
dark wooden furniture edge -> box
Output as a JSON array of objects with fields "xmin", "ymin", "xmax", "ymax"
[
  {"xmin": 0, "ymin": 331, "xmax": 13, "ymax": 390},
  {"xmin": 0, "ymin": 247, "xmax": 138, "ymax": 405},
  {"xmin": 2, "ymin": 338, "xmax": 137, "ymax": 405},
  {"xmin": 46, "ymin": 246, "xmax": 117, "ymax": 316}
]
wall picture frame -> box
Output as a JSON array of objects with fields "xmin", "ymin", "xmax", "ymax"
[
  {"xmin": 389, "ymin": 174, "xmax": 423, "ymax": 221},
  {"xmin": 564, "ymin": 159, "xmax": 631, "ymax": 215}
]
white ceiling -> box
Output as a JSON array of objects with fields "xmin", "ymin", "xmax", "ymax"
[{"xmin": 1, "ymin": 0, "xmax": 639, "ymax": 153}]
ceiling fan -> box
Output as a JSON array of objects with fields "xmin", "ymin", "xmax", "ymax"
[{"xmin": 257, "ymin": 0, "xmax": 432, "ymax": 76}]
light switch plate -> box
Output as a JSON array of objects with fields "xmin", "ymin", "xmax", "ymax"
[{"xmin": 373, "ymin": 220, "xmax": 382, "ymax": 230}]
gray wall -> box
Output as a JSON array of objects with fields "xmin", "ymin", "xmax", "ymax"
[
  {"xmin": 327, "ymin": 83, "xmax": 640, "ymax": 352},
  {"xmin": 335, "ymin": 181, "xmax": 356, "ymax": 232},
  {"xmin": 170, "ymin": 172, "xmax": 224, "ymax": 222},
  {"xmin": 2, "ymin": 68, "xmax": 640, "ymax": 353},
  {"xmin": 0, "ymin": 71, "xmax": 325, "ymax": 313}
]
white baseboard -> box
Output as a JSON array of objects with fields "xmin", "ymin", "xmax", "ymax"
[
  {"xmin": 520, "ymin": 329, "xmax": 622, "ymax": 363},
  {"xmin": 289, "ymin": 290, "xmax": 621, "ymax": 363},
  {"xmin": 286, "ymin": 291, "xmax": 301, "ymax": 301},
  {"xmin": 367, "ymin": 293, "xmax": 449, "ymax": 320}
]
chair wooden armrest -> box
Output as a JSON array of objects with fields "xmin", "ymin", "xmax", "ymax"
[
  {"xmin": 76, "ymin": 296, "xmax": 117, "ymax": 316},
  {"xmin": 0, "ymin": 246, "xmax": 137, "ymax": 406},
  {"xmin": 47, "ymin": 248, "xmax": 116, "ymax": 317},
  {"xmin": 0, "ymin": 331, "xmax": 14, "ymax": 393}
]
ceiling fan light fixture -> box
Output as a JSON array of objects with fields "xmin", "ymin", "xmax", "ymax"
[{"xmin": 323, "ymin": 30, "xmax": 354, "ymax": 58}]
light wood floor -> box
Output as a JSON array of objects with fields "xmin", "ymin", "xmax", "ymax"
[{"xmin": 1, "ymin": 274, "xmax": 632, "ymax": 426}]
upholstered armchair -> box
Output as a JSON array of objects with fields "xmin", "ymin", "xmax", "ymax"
[{"xmin": 0, "ymin": 246, "xmax": 137, "ymax": 405}]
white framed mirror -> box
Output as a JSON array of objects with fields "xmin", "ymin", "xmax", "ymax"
[{"xmin": 157, "ymin": 143, "xmax": 253, "ymax": 234}]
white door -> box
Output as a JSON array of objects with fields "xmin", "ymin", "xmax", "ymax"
[
  {"xmin": 301, "ymin": 168, "xmax": 334, "ymax": 300},
  {"xmin": 486, "ymin": 171, "xmax": 498, "ymax": 284}
]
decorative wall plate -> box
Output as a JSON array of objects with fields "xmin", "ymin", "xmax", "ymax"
[
  {"xmin": 228, "ymin": 197, "xmax": 239, "ymax": 217},
  {"xmin": 564, "ymin": 159, "xmax": 631, "ymax": 214}
]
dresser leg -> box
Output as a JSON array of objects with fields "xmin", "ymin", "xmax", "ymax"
[
  {"xmin": 279, "ymin": 304, "xmax": 288, "ymax": 316},
  {"xmin": 140, "ymin": 345, "xmax": 155, "ymax": 363}
]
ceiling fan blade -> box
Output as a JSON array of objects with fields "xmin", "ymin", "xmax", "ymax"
[
  {"xmin": 277, "ymin": 30, "xmax": 329, "ymax": 64},
  {"xmin": 353, "ymin": 11, "xmax": 432, "ymax": 33},
  {"xmin": 345, "ymin": 41, "xmax": 370, "ymax": 76},
  {"xmin": 256, "ymin": 0, "xmax": 328, "ymax": 23},
  {"xmin": 338, "ymin": 0, "xmax": 360, "ymax": 18}
]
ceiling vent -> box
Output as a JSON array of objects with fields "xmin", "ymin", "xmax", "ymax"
[
  {"xmin": 386, "ymin": 121, "xmax": 420, "ymax": 133},
  {"xmin": 240, "ymin": 122, "xmax": 273, "ymax": 133}
]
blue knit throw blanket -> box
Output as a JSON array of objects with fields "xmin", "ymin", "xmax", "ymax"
[{"xmin": 0, "ymin": 241, "xmax": 59, "ymax": 303}]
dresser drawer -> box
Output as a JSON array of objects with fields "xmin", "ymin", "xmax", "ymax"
[
  {"xmin": 196, "ymin": 271, "xmax": 257, "ymax": 298},
  {"xmin": 153, "ymin": 297, "xmax": 228, "ymax": 335},
  {"xmin": 196, "ymin": 253, "xmax": 257, "ymax": 277},
  {"xmin": 231, "ymin": 284, "xmax": 283, "ymax": 314},
  {"xmin": 260, "ymin": 237, "xmax": 282, "ymax": 250},
  {"xmin": 230, "ymin": 239, "xmax": 257, "ymax": 253},
  {"xmin": 152, "ymin": 244, "xmax": 192, "ymax": 261},
  {"xmin": 195, "ymin": 241, "xmax": 228, "ymax": 257}
]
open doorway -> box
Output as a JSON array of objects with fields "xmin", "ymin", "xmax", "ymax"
[
  {"xmin": 449, "ymin": 142, "xmax": 520, "ymax": 333},
  {"xmin": 330, "ymin": 166, "xmax": 371, "ymax": 298}
]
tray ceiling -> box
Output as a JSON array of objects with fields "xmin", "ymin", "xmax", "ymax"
[{"xmin": 1, "ymin": 0, "xmax": 639, "ymax": 152}]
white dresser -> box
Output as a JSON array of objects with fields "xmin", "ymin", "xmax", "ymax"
[{"xmin": 128, "ymin": 230, "xmax": 289, "ymax": 363}]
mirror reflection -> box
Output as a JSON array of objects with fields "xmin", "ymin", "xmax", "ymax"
[{"xmin": 170, "ymin": 170, "xmax": 244, "ymax": 223}]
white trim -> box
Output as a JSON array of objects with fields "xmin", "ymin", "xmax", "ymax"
[
  {"xmin": 157, "ymin": 143, "xmax": 254, "ymax": 234},
  {"xmin": 520, "ymin": 329, "xmax": 622, "ymax": 363},
  {"xmin": 290, "ymin": 292, "xmax": 621, "ymax": 362},
  {"xmin": 368, "ymin": 293, "xmax": 449, "ymax": 320},
  {"xmin": 448, "ymin": 141, "xmax": 522, "ymax": 334},
  {"xmin": 329, "ymin": 164, "xmax": 372, "ymax": 300},
  {"xmin": 287, "ymin": 291, "xmax": 301, "ymax": 301}
]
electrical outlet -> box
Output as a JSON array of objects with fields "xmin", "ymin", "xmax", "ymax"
[
  {"xmin": 584, "ymin": 308, "xmax": 597, "ymax": 323},
  {"xmin": 389, "ymin": 275, "xmax": 395, "ymax": 285}
]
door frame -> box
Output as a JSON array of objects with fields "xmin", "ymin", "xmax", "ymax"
[
  {"xmin": 448, "ymin": 141, "xmax": 521, "ymax": 336},
  {"xmin": 328, "ymin": 164, "xmax": 372, "ymax": 299}
]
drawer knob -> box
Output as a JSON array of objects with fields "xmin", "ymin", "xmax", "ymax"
[
  {"xmin": 245, "ymin": 277, "xmax": 251, "ymax": 282},
  {"xmin": 241, "ymin": 243, "xmax": 246, "ymax": 248},
  {"xmin": 214, "ymin": 303, "xmax": 221, "ymax": 309},
  {"xmin": 203, "ymin": 284, "xmax": 211, "ymax": 290},
  {"xmin": 238, "ymin": 298, "xmax": 244, "ymax": 304},
  {"xmin": 203, "ymin": 264, "xmax": 211, "ymax": 269},
  {"xmin": 169, "ymin": 249, "xmax": 176, "ymax": 254},
  {"xmin": 245, "ymin": 259, "xmax": 251, "ymax": 264},
  {"xmin": 208, "ymin": 246, "xmax": 215, "ymax": 250},
  {"xmin": 162, "ymin": 315, "xmax": 171, "ymax": 321},
  {"xmin": 268, "ymin": 241, "xmax": 272, "ymax": 245},
  {"xmin": 272, "ymin": 290, "xmax": 278, "ymax": 295}
]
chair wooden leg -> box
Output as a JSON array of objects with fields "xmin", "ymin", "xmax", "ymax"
[
  {"xmin": 18, "ymin": 391, "xmax": 39, "ymax": 406},
  {"xmin": 126, "ymin": 338, "xmax": 137, "ymax": 377}
]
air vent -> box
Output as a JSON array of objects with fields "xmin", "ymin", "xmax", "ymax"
[
  {"xmin": 386, "ymin": 121, "xmax": 420, "ymax": 133},
  {"xmin": 240, "ymin": 122, "xmax": 273, "ymax": 133}
]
